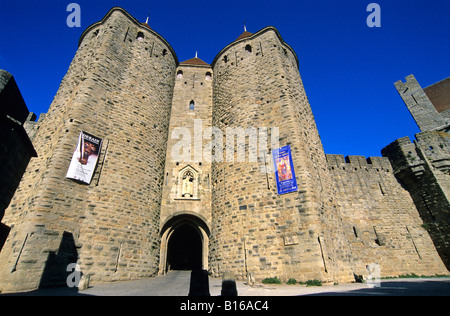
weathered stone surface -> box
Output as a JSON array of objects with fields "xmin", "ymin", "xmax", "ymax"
[
  {"xmin": 383, "ymin": 75, "xmax": 449, "ymax": 271},
  {"xmin": 394, "ymin": 75, "xmax": 448, "ymax": 132},
  {"xmin": 0, "ymin": 8, "xmax": 177, "ymax": 292},
  {"xmin": 383, "ymin": 133, "xmax": 450, "ymax": 270},
  {"xmin": 0, "ymin": 7, "xmax": 448, "ymax": 294}
]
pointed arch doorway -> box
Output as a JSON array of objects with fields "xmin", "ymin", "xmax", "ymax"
[
  {"xmin": 167, "ymin": 224, "xmax": 202, "ymax": 270},
  {"xmin": 159, "ymin": 214, "xmax": 210, "ymax": 274}
]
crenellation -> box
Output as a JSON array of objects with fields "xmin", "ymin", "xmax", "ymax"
[
  {"xmin": 394, "ymin": 75, "xmax": 448, "ymax": 132},
  {"xmin": 0, "ymin": 7, "xmax": 448, "ymax": 293},
  {"xmin": 326, "ymin": 154, "xmax": 393, "ymax": 172},
  {"xmin": 383, "ymin": 129, "xmax": 450, "ymax": 269}
]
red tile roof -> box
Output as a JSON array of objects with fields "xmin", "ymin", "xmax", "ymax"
[
  {"xmin": 235, "ymin": 31, "xmax": 254, "ymax": 41},
  {"xmin": 180, "ymin": 57, "xmax": 210, "ymax": 66}
]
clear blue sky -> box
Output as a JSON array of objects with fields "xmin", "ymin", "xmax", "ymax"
[{"xmin": 0, "ymin": 0, "xmax": 448, "ymax": 157}]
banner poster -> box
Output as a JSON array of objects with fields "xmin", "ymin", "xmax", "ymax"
[
  {"xmin": 272, "ymin": 145, "xmax": 298, "ymax": 195},
  {"xmin": 66, "ymin": 131, "xmax": 102, "ymax": 184}
]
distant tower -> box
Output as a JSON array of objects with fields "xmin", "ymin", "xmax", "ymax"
[
  {"xmin": 0, "ymin": 7, "xmax": 178, "ymax": 292},
  {"xmin": 394, "ymin": 74, "xmax": 447, "ymax": 132},
  {"xmin": 2, "ymin": 7, "xmax": 447, "ymax": 294},
  {"xmin": 384, "ymin": 75, "xmax": 450, "ymax": 270},
  {"xmin": 0, "ymin": 70, "xmax": 37, "ymax": 253}
]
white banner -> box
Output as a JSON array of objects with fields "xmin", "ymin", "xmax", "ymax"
[{"xmin": 66, "ymin": 131, "xmax": 102, "ymax": 184}]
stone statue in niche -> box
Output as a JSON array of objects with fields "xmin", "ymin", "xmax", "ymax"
[{"xmin": 182, "ymin": 171, "xmax": 194, "ymax": 197}]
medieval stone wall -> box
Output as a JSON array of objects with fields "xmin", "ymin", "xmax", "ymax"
[
  {"xmin": 0, "ymin": 71, "xmax": 37, "ymax": 222},
  {"xmin": 160, "ymin": 63, "xmax": 213, "ymax": 227},
  {"xmin": 0, "ymin": 7, "xmax": 448, "ymax": 293},
  {"xmin": 210, "ymin": 27, "xmax": 353, "ymax": 282},
  {"xmin": 159, "ymin": 62, "xmax": 213, "ymax": 272},
  {"xmin": 327, "ymin": 154, "xmax": 448, "ymax": 277},
  {"xmin": 394, "ymin": 75, "xmax": 448, "ymax": 132},
  {"xmin": 0, "ymin": 8, "xmax": 177, "ymax": 292},
  {"xmin": 382, "ymin": 132, "xmax": 450, "ymax": 270}
]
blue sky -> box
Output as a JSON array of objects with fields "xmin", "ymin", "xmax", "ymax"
[{"xmin": 0, "ymin": 0, "xmax": 448, "ymax": 157}]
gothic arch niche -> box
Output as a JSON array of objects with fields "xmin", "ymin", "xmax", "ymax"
[
  {"xmin": 159, "ymin": 214, "xmax": 210, "ymax": 274},
  {"xmin": 177, "ymin": 165, "xmax": 199, "ymax": 199}
]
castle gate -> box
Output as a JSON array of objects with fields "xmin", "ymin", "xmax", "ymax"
[{"xmin": 159, "ymin": 214, "xmax": 210, "ymax": 274}]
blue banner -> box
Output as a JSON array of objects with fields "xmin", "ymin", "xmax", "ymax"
[{"xmin": 273, "ymin": 145, "xmax": 298, "ymax": 195}]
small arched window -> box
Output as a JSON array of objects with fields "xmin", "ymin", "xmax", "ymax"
[
  {"xmin": 205, "ymin": 72, "xmax": 212, "ymax": 81},
  {"xmin": 136, "ymin": 32, "xmax": 144, "ymax": 42},
  {"xmin": 189, "ymin": 100, "xmax": 195, "ymax": 110},
  {"xmin": 245, "ymin": 44, "xmax": 252, "ymax": 53},
  {"xmin": 177, "ymin": 70, "xmax": 183, "ymax": 79}
]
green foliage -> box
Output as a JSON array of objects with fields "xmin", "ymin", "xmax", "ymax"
[
  {"xmin": 262, "ymin": 277, "xmax": 281, "ymax": 284},
  {"xmin": 305, "ymin": 279, "xmax": 322, "ymax": 287},
  {"xmin": 421, "ymin": 223, "xmax": 430, "ymax": 231},
  {"xmin": 398, "ymin": 273, "xmax": 419, "ymax": 279},
  {"xmin": 382, "ymin": 273, "xmax": 450, "ymax": 280},
  {"xmin": 286, "ymin": 278, "xmax": 297, "ymax": 285}
]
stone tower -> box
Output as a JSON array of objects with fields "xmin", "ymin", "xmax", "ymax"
[
  {"xmin": 0, "ymin": 8, "xmax": 448, "ymax": 293},
  {"xmin": 394, "ymin": 75, "xmax": 448, "ymax": 132},
  {"xmin": 208, "ymin": 27, "xmax": 354, "ymax": 282},
  {"xmin": 0, "ymin": 71, "xmax": 37, "ymax": 253},
  {"xmin": 159, "ymin": 56, "xmax": 213, "ymax": 273},
  {"xmin": 383, "ymin": 75, "xmax": 450, "ymax": 269},
  {"xmin": 0, "ymin": 7, "xmax": 178, "ymax": 292}
]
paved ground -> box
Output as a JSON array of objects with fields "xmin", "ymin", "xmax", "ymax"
[{"xmin": 2, "ymin": 271, "xmax": 450, "ymax": 296}]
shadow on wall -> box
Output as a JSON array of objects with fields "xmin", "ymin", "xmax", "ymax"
[
  {"xmin": 39, "ymin": 231, "xmax": 79, "ymax": 290},
  {"xmin": 0, "ymin": 223, "xmax": 11, "ymax": 253}
]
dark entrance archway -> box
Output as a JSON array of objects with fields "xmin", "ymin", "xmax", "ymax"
[
  {"xmin": 159, "ymin": 214, "xmax": 210, "ymax": 274},
  {"xmin": 167, "ymin": 224, "xmax": 202, "ymax": 270}
]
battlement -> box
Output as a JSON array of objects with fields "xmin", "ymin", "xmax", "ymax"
[
  {"xmin": 1, "ymin": 6, "xmax": 448, "ymax": 293},
  {"xmin": 382, "ymin": 131, "xmax": 450, "ymax": 175},
  {"xmin": 326, "ymin": 154, "xmax": 393, "ymax": 172},
  {"xmin": 382, "ymin": 131, "xmax": 450, "ymax": 268},
  {"xmin": 211, "ymin": 26, "xmax": 299, "ymax": 69},
  {"xmin": 78, "ymin": 7, "xmax": 179, "ymax": 65}
]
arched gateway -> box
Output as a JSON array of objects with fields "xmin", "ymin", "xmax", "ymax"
[{"xmin": 159, "ymin": 214, "xmax": 210, "ymax": 274}]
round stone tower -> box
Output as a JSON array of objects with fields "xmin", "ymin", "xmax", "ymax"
[
  {"xmin": 209, "ymin": 27, "xmax": 353, "ymax": 282},
  {"xmin": 0, "ymin": 7, "xmax": 178, "ymax": 292}
]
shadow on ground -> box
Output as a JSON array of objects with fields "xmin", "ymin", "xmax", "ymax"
[
  {"xmin": 2, "ymin": 276, "xmax": 449, "ymax": 296},
  {"xmin": 304, "ymin": 279, "xmax": 450, "ymax": 296}
]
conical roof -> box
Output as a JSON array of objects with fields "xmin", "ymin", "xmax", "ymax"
[
  {"xmin": 235, "ymin": 31, "xmax": 253, "ymax": 41},
  {"xmin": 180, "ymin": 57, "xmax": 210, "ymax": 67}
]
